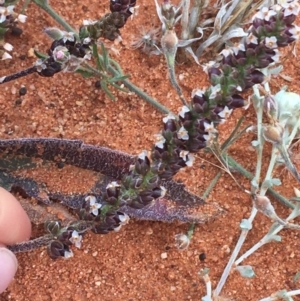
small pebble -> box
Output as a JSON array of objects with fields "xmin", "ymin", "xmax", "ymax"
[
  {"xmin": 161, "ymin": 252, "xmax": 167, "ymax": 259},
  {"xmin": 57, "ymin": 162, "xmax": 64, "ymax": 169},
  {"xmin": 95, "ymin": 80, "xmax": 101, "ymax": 88},
  {"xmin": 19, "ymin": 86, "xmax": 27, "ymax": 96},
  {"xmin": 15, "ymin": 99, "xmax": 22, "ymax": 105},
  {"xmin": 11, "ymin": 27, "xmax": 23, "ymax": 36},
  {"xmin": 145, "ymin": 228, "xmax": 153, "ymax": 235},
  {"xmin": 199, "ymin": 253, "xmax": 206, "ymax": 261}
]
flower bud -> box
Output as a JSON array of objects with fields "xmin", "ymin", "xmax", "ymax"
[
  {"xmin": 47, "ymin": 240, "xmax": 67, "ymax": 259},
  {"xmin": 263, "ymin": 95, "xmax": 278, "ymax": 120},
  {"xmin": 45, "ymin": 220, "xmax": 61, "ymax": 235}
]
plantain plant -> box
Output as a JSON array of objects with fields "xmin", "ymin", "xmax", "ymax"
[{"xmin": 0, "ymin": 0, "xmax": 300, "ymax": 299}]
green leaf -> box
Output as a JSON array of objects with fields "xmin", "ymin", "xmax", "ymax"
[
  {"xmin": 271, "ymin": 178, "xmax": 281, "ymax": 186},
  {"xmin": 101, "ymin": 80, "xmax": 115, "ymax": 101},
  {"xmin": 235, "ymin": 265, "xmax": 255, "ymax": 278},
  {"xmin": 109, "ymin": 74, "xmax": 130, "ymax": 83},
  {"xmin": 293, "ymin": 271, "xmax": 300, "ymax": 283},
  {"xmin": 110, "ymin": 82, "xmax": 128, "ymax": 93},
  {"xmin": 92, "ymin": 43, "xmax": 104, "ymax": 72},
  {"xmin": 43, "ymin": 27, "xmax": 64, "ymax": 40},
  {"xmin": 34, "ymin": 50, "xmax": 48, "ymax": 59},
  {"xmin": 75, "ymin": 68, "xmax": 94, "ymax": 79},
  {"xmin": 101, "ymin": 43, "xmax": 109, "ymax": 71},
  {"xmin": 240, "ymin": 219, "xmax": 252, "ymax": 230}
]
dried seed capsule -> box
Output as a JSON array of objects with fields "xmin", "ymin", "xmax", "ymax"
[{"xmin": 263, "ymin": 125, "xmax": 283, "ymax": 144}]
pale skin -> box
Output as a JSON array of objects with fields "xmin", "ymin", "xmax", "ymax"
[{"xmin": 0, "ymin": 188, "xmax": 31, "ymax": 294}]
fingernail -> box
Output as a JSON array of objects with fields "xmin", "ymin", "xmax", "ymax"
[{"xmin": 0, "ymin": 248, "xmax": 18, "ymax": 293}]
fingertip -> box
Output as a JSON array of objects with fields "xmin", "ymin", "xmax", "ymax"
[
  {"xmin": 0, "ymin": 247, "xmax": 18, "ymax": 293},
  {"xmin": 0, "ymin": 188, "xmax": 31, "ymax": 245}
]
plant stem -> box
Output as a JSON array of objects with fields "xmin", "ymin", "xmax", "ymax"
[
  {"xmin": 234, "ymin": 205, "xmax": 300, "ymax": 266},
  {"xmin": 181, "ymin": 0, "xmax": 190, "ymax": 40},
  {"xmin": 187, "ymin": 222, "xmax": 195, "ymax": 239},
  {"xmin": 8, "ymin": 234, "xmax": 53, "ymax": 253},
  {"xmin": 259, "ymin": 289, "xmax": 300, "ymax": 301},
  {"xmin": 224, "ymin": 154, "xmax": 294, "ymax": 209},
  {"xmin": 201, "ymin": 171, "xmax": 222, "ymax": 200},
  {"xmin": 213, "ymin": 205, "xmax": 257, "ymax": 297},
  {"xmin": 0, "ymin": 66, "xmax": 37, "ymax": 84},
  {"xmin": 252, "ymin": 85, "xmax": 264, "ymax": 193}
]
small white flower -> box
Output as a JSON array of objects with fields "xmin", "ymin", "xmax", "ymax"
[
  {"xmin": 154, "ymin": 133, "xmax": 166, "ymax": 149},
  {"xmin": 232, "ymin": 42, "xmax": 245, "ymax": 55},
  {"xmin": 271, "ymin": 49, "xmax": 280, "ymax": 63},
  {"xmin": 162, "ymin": 113, "xmax": 176, "ymax": 123},
  {"xmin": 179, "ymin": 106, "xmax": 190, "ymax": 118},
  {"xmin": 160, "ymin": 186, "xmax": 167, "ymax": 197},
  {"xmin": 138, "ymin": 150, "xmax": 148, "ymax": 160},
  {"xmin": 62, "ymin": 31, "xmax": 75, "ymax": 43},
  {"xmin": 203, "ymin": 121, "xmax": 216, "ymax": 133},
  {"xmin": 289, "ymin": 25, "xmax": 300, "ymax": 40},
  {"xmin": 64, "ymin": 250, "xmax": 74, "ymax": 259},
  {"xmin": 265, "ymin": 36, "xmax": 277, "ymax": 49},
  {"xmin": 106, "ymin": 181, "xmax": 120, "ymax": 189},
  {"xmin": 246, "ymin": 33, "xmax": 258, "ymax": 45},
  {"xmin": 254, "ymin": 6, "xmax": 277, "ymax": 21},
  {"xmin": 203, "ymin": 132, "xmax": 216, "ymax": 146},
  {"xmin": 271, "ymin": 4, "xmax": 282, "ymax": 12},
  {"xmin": 63, "ymin": 55, "xmax": 84, "ymax": 72},
  {"xmin": 86, "ymin": 195, "xmax": 102, "ymax": 216},
  {"xmin": 209, "ymin": 84, "xmax": 221, "ymax": 99},
  {"xmin": 177, "ymin": 126, "xmax": 189, "ymax": 140},
  {"xmin": 179, "ymin": 150, "xmax": 195, "ymax": 167},
  {"xmin": 53, "ymin": 46, "xmax": 70, "ymax": 62},
  {"xmin": 174, "ymin": 234, "xmax": 190, "ymax": 250},
  {"xmin": 82, "ymin": 19, "xmax": 97, "ymax": 26},
  {"xmin": 129, "ymin": 5, "xmax": 140, "ymax": 20},
  {"xmin": 282, "ymin": 1, "xmax": 300, "ymax": 16},
  {"xmin": 219, "ymin": 46, "xmax": 233, "ymax": 58},
  {"xmin": 202, "ymin": 60, "xmax": 217, "ymax": 74},
  {"xmin": 114, "ymin": 213, "xmax": 130, "ymax": 232},
  {"xmin": 191, "ymin": 88, "xmax": 206, "ymax": 98},
  {"xmin": 17, "ymin": 14, "xmax": 27, "ymax": 23},
  {"xmin": 119, "ymin": 213, "xmax": 130, "ymax": 225},
  {"xmin": 218, "ymin": 106, "xmax": 233, "ymax": 119},
  {"xmin": 35, "ymin": 59, "xmax": 47, "ymax": 72},
  {"xmin": 0, "ymin": 76, "xmax": 6, "ymax": 83},
  {"xmin": 3, "ymin": 43, "xmax": 13, "ymax": 51},
  {"xmin": 83, "ymin": 51, "xmax": 92, "ymax": 60},
  {"xmin": 83, "ymin": 37, "xmax": 91, "ymax": 44},
  {"xmin": 1, "ymin": 52, "xmax": 12, "ymax": 60},
  {"xmin": 69, "ymin": 230, "xmax": 83, "ymax": 248},
  {"xmin": 0, "ymin": 5, "xmax": 14, "ymax": 23}
]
